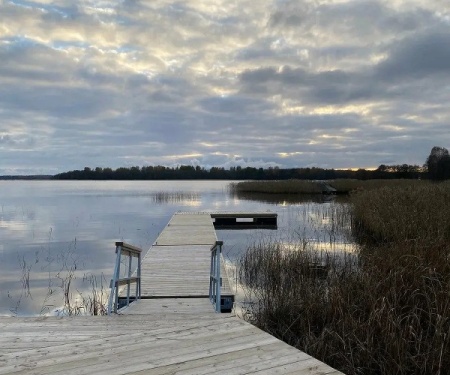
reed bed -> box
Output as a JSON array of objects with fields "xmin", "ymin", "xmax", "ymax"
[
  {"xmin": 230, "ymin": 180, "xmax": 323, "ymax": 194},
  {"xmin": 328, "ymin": 178, "xmax": 427, "ymax": 193},
  {"xmin": 231, "ymin": 178, "xmax": 428, "ymax": 195},
  {"xmin": 351, "ymin": 182, "xmax": 450, "ymax": 245},
  {"xmin": 152, "ymin": 191, "xmax": 200, "ymax": 203},
  {"xmin": 239, "ymin": 182, "xmax": 450, "ymax": 375},
  {"xmin": 13, "ymin": 237, "xmax": 110, "ymax": 317}
]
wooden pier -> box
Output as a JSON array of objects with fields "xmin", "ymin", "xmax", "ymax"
[
  {"xmin": 136, "ymin": 212, "xmax": 235, "ymax": 311},
  {"xmin": 0, "ymin": 212, "xmax": 343, "ymax": 374},
  {"xmin": 212, "ymin": 212, "xmax": 277, "ymax": 229}
]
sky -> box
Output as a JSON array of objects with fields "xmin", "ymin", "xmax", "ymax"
[{"xmin": 1, "ymin": 0, "xmax": 450, "ymax": 175}]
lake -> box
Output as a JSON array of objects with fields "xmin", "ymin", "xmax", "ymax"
[{"xmin": 0, "ymin": 180, "xmax": 354, "ymax": 316}]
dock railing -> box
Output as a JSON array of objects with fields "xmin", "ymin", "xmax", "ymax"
[
  {"xmin": 209, "ymin": 240, "xmax": 223, "ymax": 313},
  {"xmin": 107, "ymin": 242, "xmax": 142, "ymax": 315}
]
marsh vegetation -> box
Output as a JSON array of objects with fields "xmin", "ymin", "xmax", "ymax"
[
  {"xmin": 231, "ymin": 178, "xmax": 430, "ymax": 195},
  {"xmin": 13, "ymin": 237, "xmax": 109, "ymax": 316},
  {"xmin": 231, "ymin": 180, "xmax": 324, "ymax": 195},
  {"xmin": 239, "ymin": 180, "xmax": 450, "ymax": 375}
]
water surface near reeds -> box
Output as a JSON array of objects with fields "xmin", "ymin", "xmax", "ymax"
[{"xmin": 0, "ymin": 180, "xmax": 353, "ymax": 316}]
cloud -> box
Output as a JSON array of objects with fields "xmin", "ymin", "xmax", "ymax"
[
  {"xmin": 0, "ymin": 0, "xmax": 449, "ymax": 173},
  {"xmin": 375, "ymin": 31, "xmax": 450, "ymax": 81}
]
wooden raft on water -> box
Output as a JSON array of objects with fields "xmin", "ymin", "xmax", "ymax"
[{"xmin": 0, "ymin": 211, "xmax": 343, "ymax": 374}]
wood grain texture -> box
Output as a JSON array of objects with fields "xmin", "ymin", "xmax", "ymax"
[
  {"xmin": 0, "ymin": 212, "xmax": 342, "ymax": 374},
  {"xmin": 135, "ymin": 212, "xmax": 233, "ymax": 299},
  {"xmin": 137, "ymin": 245, "xmax": 233, "ymax": 297},
  {"xmin": 0, "ymin": 314, "xmax": 343, "ymax": 375}
]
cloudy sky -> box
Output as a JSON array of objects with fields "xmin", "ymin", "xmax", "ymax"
[{"xmin": 1, "ymin": 0, "xmax": 449, "ymax": 174}]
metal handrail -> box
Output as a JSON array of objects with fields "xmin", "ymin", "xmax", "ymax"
[
  {"xmin": 209, "ymin": 240, "xmax": 223, "ymax": 313},
  {"xmin": 107, "ymin": 242, "xmax": 142, "ymax": 315}
]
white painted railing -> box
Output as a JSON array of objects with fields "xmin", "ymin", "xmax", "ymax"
[
  {"xmin": 107, "ymin": 242, "xmax": 142, "ymax": 315},
  {"xmin": 209, "ymin": 240, "xmax": 223, "ymax": 313}
]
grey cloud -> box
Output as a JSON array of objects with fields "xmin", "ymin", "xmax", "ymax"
[
  {"xmin": 240, "ymin": 66, "xmax": 374, "ymax": 105},
  {"xmin": 0, "ymin": 82, "xmax": 114, "ymax": 119},
  {"xmin": 240, "ymin": 25, "xmax": 450, "ymax": 105},
  {"xmin": 199, "ymin": 96, "xmax": 274, "ymax": 114},
  {"xmin": 1, "ymin": 0, "xmax": 450, "ymax": 173},
  {"xmin": 0, "ymin": 135, "xmax": 14, "ymax": 145},
  {"xmin": 313, "ymin": 1, "xmax": 435, "ymax": 39},
  {"xmin": 269, "ymin": 1, "xmax": 314, "ymax": 28},
  {"xmin": 376, "ymin": 31, "xmax": 450, "ymax": 81},
  {"xmin": 0, "ymin": 40, "xmax": 70, "ymax": 82}
]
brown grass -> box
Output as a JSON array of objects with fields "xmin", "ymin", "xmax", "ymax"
[
  {"xmin": 239, "ymin": 181, "xmax": 450, "ymax": 375},
  {"xmin": 230, "ymin": 180, "xmax": 323, "ymax": 194},
  {"xmin": 350, "ymin": 182, "xmax": 450, "ymax": 245},
  {"xmin": 328, "ymin": 178, "xmax": 428, "ymax": 193},
  {"xmin": 231, "ymin": 178, "xmax": 429, "ymax": 195}
]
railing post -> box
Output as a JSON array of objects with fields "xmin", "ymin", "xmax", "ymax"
[
  {"xmin": 108, "ymin": 242, "xmax": 142, "ymax": 315},
  {"xmin": 136, "ymin": 251, "xmax": 141, "ymax": 300},
  {"xmin": 215, "ymin": 242, "xmax": 222, "ymax": 313},
  {"xmin": 126, "ymin": 250, "xmax": 132, "ymax": 307},
  {"xmin": 209, "ymin": 247, "xmax": 214, "ymax": 301},
  {"xmin": 210, "ymin": 241, "xmax": 223, "ymax": 313},
  {"xmin": 107, "ymin": 243, "xmax": 122, "ymax": 315}
]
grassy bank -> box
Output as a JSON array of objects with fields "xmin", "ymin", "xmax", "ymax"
[
  {"xmin": 351, "ymin": 182, "xmax": 450, "ymax": 244},
  {"xmin": 230, "ymin": 180, "xmax": 323, "ymax": 194},
  {"xmin": 231, "ymin": 178, "xmax": 427, "ymax": 195},
  {"xmin": 328, "ymin": 178, "xmax": 427, "ymax": 193},
  {"xmin": 239, "ymin": 182, "xmax": 450, "ymax": 374}
]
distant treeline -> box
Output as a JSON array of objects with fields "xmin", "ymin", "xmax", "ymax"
[
  {"xmin": 53, "ymin": 164, "xmax": 426, "ymax": 180},
  {"xmin": 0, "ymin": 175, "xmax": 53, "ymax": 180}
]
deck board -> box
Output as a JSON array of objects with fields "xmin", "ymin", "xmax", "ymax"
[
  {"xmin": 137, "ymin": 212, "xmax": 233, "ymax": 299},
  {"xmin": 0, "ymin": 212, "xmax": 342, "ymax": 375},
  {"xmin": 0, "ymin": 313, "xmax": 342, "ymax": 375},
  {"xmin": 139, "ymin": 245, "xmax": 233, "ymax": 297}
]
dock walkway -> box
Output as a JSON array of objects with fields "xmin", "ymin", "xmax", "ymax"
[
  {"xmin": 0, "ymin": 212, "xmax": 343, "ymax": 374},
  {"xmin": 139, "ymin": 212, "xmax": 234, "ymax": 303}
]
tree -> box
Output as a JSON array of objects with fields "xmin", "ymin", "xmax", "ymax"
[{"xmin": 426, "ymin": 146, "xmax": 450, "ymax": 180}]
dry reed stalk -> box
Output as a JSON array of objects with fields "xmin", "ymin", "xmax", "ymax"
[
  {"xmin": 230, "ymin": 180, "xmax": 323, "ymax": 194},
  {"xmin": 239, "ymin": 182, "xmax": 450, "ymax": 374}
]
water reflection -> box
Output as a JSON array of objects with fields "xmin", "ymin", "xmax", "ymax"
[
  {"xmin": 0, "ymin": 180, "xmax": 355, "ymax": 316},
  {"xmin": 151, "ymin": 191, "xmax": 201, "ymax": 204},
  {"xmin": 230, "ymin": 191, "xmax": 331, "ymax": 204}
]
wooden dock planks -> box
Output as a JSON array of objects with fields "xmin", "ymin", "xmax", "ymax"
[
  {"xmin": 140, "ymin": 245, "xmax": 220, "ymax": 297},
  {"xmin": 0, "ymin": 211, "xmax": 343, "ymax": 374},
  {"xmin": 138, "ymin": 212, "xmax": 233, "ymax": 298},
  {"xmin": 155, "ymin": 212, "xmax": 216, "ymax": 246},
  {"xmin": 0, "ymin": 312, "xmax": 342, "ymax": 374}
]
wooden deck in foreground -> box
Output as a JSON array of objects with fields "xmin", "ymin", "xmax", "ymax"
[
  {"xmin": 0, "ymin": 309, "xmax": 341, "ymax": 374},
  {"xmin": 0, "ymin": 212, "xmax": 343, "ymax": 375}
]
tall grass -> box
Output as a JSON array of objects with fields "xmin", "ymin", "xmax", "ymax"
[
  {"xmin": 239, "ymin": 182, "xmax": 450, "ymax": 374},
  {"xmin": 328, "ymin": 178, "xmax": 428, "ymax": 194},
  {"xmin": 13, "ymin": 237, "xmax": 109, "ymax": 317},
  {"xmin": 351, "ymin": 182, "xmax": 450, "ymax": 245},
  {"xmin": 230, "ymin": 180, "xmax": 323, "ymax": 194},
  {"xmin": 231, "ymin": 178, "xmax": 429, "ymax": 195},
  {"xmin": 152, "ymin": 191, "xmax": 200, "ymax": 203}
]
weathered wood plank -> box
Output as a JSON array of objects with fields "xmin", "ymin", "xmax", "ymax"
[
  {"xmin": 0, "ymin": 212, "xmax": 342, "ymax": 375},
  {"xmin": 167, "ymin": 213, "xmax": 214, "ymax": 226},
  {"xmin": 119, "ymin": 298, "xmax": 216, "ymax": 315},
  {"xmin": 0, "ymin": 314, "xmax": 342, "ymax": 375},
  {"xmin": 56, "ymin": 330, "xmax": 277, "ymax": 375},
  {"xmin": 154, "ymin": 227, "xmax": 217, "ymax": 246},
  {"xmin": 139, "ymin": 244, "xmax": 233, "ymax": 298},
  {"xmin": 139, "ymin": 346, "xmax": 303, "ymax": 375}
]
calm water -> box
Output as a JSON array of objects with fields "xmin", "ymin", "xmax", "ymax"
[{"xmin": 0, "ymin": 180, "xmax": 353, "ymax": 316}]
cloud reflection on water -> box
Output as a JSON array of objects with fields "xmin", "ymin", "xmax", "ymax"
[{"xmin": 0, "ymin": 180, "xmax": 355, "ymax": 316}]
